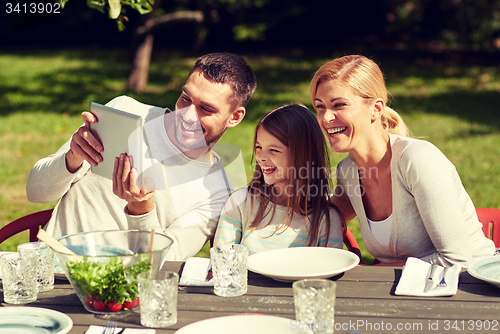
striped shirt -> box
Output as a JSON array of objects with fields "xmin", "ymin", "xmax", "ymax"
[{"xmin": 214, "ymin": 188, "xmax": 343, "ymax": 255}]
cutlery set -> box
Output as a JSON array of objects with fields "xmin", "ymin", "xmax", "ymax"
[
  {"xmin": 102, "ymin": 321, "xmax": 126, "ymax": 334},
  {"xmin": 423, "ymin": 264, "xmax": 449, "ymax": 292}
]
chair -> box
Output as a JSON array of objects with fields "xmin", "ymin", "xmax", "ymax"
[
  {"xmin": 343, "ymin": 226, "xmax": 364, "ymax": 264},
  {"xmin": 476, "ymin": 208, "xmax": 500, "ymax": 247},
  {"xmin": 0, "ymin": 209, "xmax": 53, "ymax": 244}
]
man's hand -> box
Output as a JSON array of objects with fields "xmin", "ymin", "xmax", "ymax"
[
  {"xmin": 113, "ymin": 153, "xmax": 155, "ymax": 215},
  {"xmin": 66, "ymin": 112, "xmax": 103, "ymax": 173}
]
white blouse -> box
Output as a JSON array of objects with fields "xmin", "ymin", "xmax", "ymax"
[{"xmin": 367, "ymin": 214, "xmax": 393, "ymax": 250}]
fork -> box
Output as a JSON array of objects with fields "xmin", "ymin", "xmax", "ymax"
[
  {"xmin": 436, "ymin": 267, "xmax": 450, "ymax": 288},
  {"xmin": 102, "ymin": 321, "xmax": 117, "ymax": 334}
]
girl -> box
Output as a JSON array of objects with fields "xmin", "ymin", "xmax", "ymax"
[
  {"xmin": 310, "ymin": 55, "xmax": 495, "ymax": 267},
  {"xmin": 214, "ymin": 104, "xmax": 344, "ymax": 254}
]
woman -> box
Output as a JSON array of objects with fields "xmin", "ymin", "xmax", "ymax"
[{"xmin": 310, "ymin": 55, "xmax": 495, "ymax": 267}]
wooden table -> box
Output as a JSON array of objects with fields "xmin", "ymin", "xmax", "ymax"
[{"xmin": 2, "ymin": 262, "xmax": 500, "ymax": 333}]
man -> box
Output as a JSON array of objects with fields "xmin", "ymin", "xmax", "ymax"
[{"xmin": 26, "ymin": 52, "xmax": 257, "ymax": 260}]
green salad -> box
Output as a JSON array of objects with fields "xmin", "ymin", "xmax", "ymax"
[{"xmin": 67, "ymin": 256, "xmax": 150, "ymax": 312}]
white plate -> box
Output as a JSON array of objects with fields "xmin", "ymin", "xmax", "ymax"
[
  {"xmin": 467, "ymin": 256, "xmax": 500, "ymax": 288},
  {"xmin": 0, "ymin": 307, "xmax": 73, "ymax": 333},
  {"xmin": 248, "ymin": 247, "xmax": 359, "ymax": 282},
  {"xmin": 175, "ymin": 315, "xmax": 313, "ymax": 334}
]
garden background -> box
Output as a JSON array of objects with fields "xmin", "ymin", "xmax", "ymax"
[{"xmin": 1, "ymin": 0, "xmax": 500, "ymax": 263}]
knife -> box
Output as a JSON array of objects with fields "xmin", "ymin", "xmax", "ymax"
[{"xmin": 424, "ymin": 264, "xmax": 438, "ymax": 292}]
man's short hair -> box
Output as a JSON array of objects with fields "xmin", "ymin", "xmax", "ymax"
[{"xmin": 189, "ymin": 52, "xmax": 257, "ymax": 107}]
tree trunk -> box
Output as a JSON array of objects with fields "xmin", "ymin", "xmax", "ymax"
[
  {"xmin": 127, "ymin": 32, "xmax": 154, "ymax": 93},
  {"xmin": 127, "ymin": 9, "xmax": 204, "ymax": 92}
]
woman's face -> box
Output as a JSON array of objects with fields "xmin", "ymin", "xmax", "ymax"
[
  {"xmin": 313, "ymin": 80, "xmax": 372, "ymax": 153},
  {"xmin": 255, "ymin": 127, "xmax": 291, "ymax": 191}
]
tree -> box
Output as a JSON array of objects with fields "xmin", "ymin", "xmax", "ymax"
[
  {"xmin": 127, "ymin": 4, "xmax": 204, "ymax": 92},
  {"xmin": 383, "ymin": 0, "xmax": 500, "ymax": 51},
  {"xmin": 58, "ymin": 0, "xmax": 204, "ymax": 91},
  {"xmin": 56, "ymin": 0, "xmax": 302, "ymax": 92}
]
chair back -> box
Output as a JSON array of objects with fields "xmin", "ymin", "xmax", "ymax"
[
  {"xmin": 476, "ymin": 208, "xmax": 500, "ymax": 247},
  {"xmin": 0, "ymin": 209, "xmax": 53, "ymax": 244},
  {"xmin": 343, "ymin": 226, "xmax": 364, "ymax": 264}
]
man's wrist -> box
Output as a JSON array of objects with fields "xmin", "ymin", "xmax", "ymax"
[
  {"xmin": 127, "ymin": 200, "xmax": 155, "ymax": 216},
  {"xmin": 65, "ymin": 149, "xmax": 83, "ymax": 173}
]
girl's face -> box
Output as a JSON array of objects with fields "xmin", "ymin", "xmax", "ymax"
[
  {"xmin": 313, "ymin": 80, "xmax": 372, "ymax": 153},
  {"xmin": 255, "ymin": 127, "xmax": 291, "ymax": 190}
]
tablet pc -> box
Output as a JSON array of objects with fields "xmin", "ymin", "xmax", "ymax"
[{"xmin": 89, "ymin": 102, "xmax": 145, "ymax": 187}]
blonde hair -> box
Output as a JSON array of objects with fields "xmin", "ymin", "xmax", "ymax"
[{"xmin": 310, "ymin": 55, "xmax": 410, "ymax": 137}]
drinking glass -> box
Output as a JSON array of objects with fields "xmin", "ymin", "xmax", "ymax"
[
  {"xmin": 18, "ymin": 241, "xmax": 54, "ymax": 292},
  {"xmin": 138, "ymin": 271, "xmax": 178, "ymax": 328},
  {"xmin": 1, "ymin": 252, "xmax": 37, "ymax": 304},
  {"xmin": 210, "ymin": 243, "xmax": 248, "ymax": 297},
  {"xmin": 293, "ymin": 279, "xmax": 336, "ymax": 334}
]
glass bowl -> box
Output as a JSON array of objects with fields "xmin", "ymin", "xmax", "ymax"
[{"xmin": 53, "ymin": 230, "xmax": 172, "ymax": 314}]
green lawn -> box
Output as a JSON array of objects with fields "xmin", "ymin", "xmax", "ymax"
[{"xmin": 1, "ymin": 50, "xmax": 499, "ymax": 264}]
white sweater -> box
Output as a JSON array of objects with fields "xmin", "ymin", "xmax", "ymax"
[
  {"xmin": 337, "ymin": 133, "xmax": 495, "ymax": 267},
  {"xmin": 26, "ymin": 96, "xmax": 238, "ymax": 261}
]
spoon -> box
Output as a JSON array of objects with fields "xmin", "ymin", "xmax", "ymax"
[{"xmin": 37, "ymin": 229, "xmax": 82, "ymax": 261}]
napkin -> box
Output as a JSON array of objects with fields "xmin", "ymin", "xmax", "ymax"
[
  {"xmin": 85, "ymin": 325, "xmax": 155, "ymax": 334},
  {"xmin": 395, "ymin": 257, "xmax": 461, "ymax": 296},
  {"xmin": 179, "ymin": 257, "xmax": 214, "ymax": 286}
]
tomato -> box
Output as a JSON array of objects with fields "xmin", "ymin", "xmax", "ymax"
[
  {"xmin": 93, "ymin": 298, "xmax": 107, "ymax": 312},
  {"xmin": 107, "ymin": 301, "xmax": 123, "ymax": 312},
  {"xmin": 123, "ymin": 299, "xmax": 137, "ymax": 310},
  {"xmin": 135, "ymin": 297, "xmax": 140, "ymax": 306},
  {"xmin": 85, "ymin": 296, "xmax": 94, "ymax": 309}
]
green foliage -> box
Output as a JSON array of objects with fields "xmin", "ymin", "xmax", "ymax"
[
  {"xmin": 58, "ymin": 0, "xmax": 153, "ymax": 31},
  {"xmin": 233, "ymin": 23, "xmax": 267, "ymax": 41},
  {"xmin": 384, "ymin": 0, "xmax": 500, "ymax": 50}
]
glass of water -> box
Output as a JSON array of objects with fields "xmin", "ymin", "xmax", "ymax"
[
  {"xmin": 210, "ymin": 243, "xmax": 248, "ymax": 297},
  {"xmin": 138, "ymin": 271, "xmax": 178, "ymax": 328},
  {"xmin": 18, "ymin": 241, "xmax": 54, "ymax": 292},
  {"xmin": 293, "ymin": 279, "xmax": 336, "ymax": 334},
  {"xmin": 1, "ymin": 252, "xmax": 37, "ymax": 304}
]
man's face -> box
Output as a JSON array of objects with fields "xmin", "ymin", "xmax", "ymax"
[{"xmin": 172, "ymin": 70, "xmax": 243, "ymax": 156}]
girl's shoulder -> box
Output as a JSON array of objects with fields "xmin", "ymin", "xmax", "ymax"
[
  {"xmin": 327, "ymin": 203, "xmax": 344, "ymax": 223},
  {"xmin": 229, "ymin": 187, "xmax": 249, "ymax": 202},
  {"xmin": 222, "ymin": 188, "xmax": 252, "ymax": 212}
]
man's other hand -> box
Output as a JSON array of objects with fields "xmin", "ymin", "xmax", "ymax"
[
  {"xmin": 113, "ymin": 153, "xmax": 155, "ymax": 215},
  {"xmin": 66, "ymin": 112, "xmax": 103, "ymax": 173}
]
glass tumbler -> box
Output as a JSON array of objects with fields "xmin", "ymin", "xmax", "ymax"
[
  {"xmin": 1, "ymin": 252, "xmax": 37, "ymax": 304},
  {"xmin": 210, "ymin": 243, "xmax": 248, "ymax": 297},
  {"xmin": 293, "ymin": 279, "xmax": 336, "ymax": 334},
  {"xmin": 18, "ymin": 241, "xmax": 54, "ymax": 292},
  {"xmin": 138, "ymin": 271, "xmax": 178, "ymax": 328}
]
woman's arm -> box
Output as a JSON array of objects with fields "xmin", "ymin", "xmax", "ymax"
[
  {"xmin": 331, "ymin": 183, "xmax": 357, "ymax": 222},
  {"xmin": 402, "ymin": 141, "xmax": 473, "ymax": 266}
]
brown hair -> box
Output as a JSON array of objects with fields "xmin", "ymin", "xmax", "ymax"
[
  {"xmin": 310, "ymin": 55, "xmax": 410, "ymax": 137},
  {"xmin": 189, "ymin": 52, "xmax": 257, "ymax": 107},
  {"xmin": 247, "ymin": 104, "xmax": 344, "ymax": 246}
]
